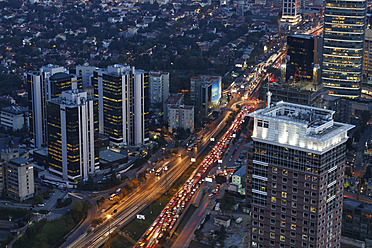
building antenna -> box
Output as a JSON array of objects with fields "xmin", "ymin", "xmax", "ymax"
[{"xmin": 267, "ymin": 75, "xmax": 272, "ymax": 108}]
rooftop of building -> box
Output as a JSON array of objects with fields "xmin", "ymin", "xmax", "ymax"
[
  {"xmin": 214, "ymin": 215, "xmax": 230, "ymax": 221},
  {"xmin": 9, "ymin": 157, "xmax": 29, "ymax": 166},
  {"xmin": 249, "ymin": 101, "xmax": 354, "ymax": 138},
  {"xmin": 1, "ymin": 106, "xmax": 28, "ymax": 115},
  {"xmin": 100, "ymin": 149, "xmax": 127, "ymax": 163},
  {"xmin": 289, "ymin": 34, "xmax": 313, "ymax": 39},
  {"xmin": 149, "ymin": 71, "xmax": 169, "ymax": 77},
  {"xmin": 191, "ymin": 75, "xmax": 221, "ymax": 81},
  {"xmin": 99, "ymin": 64, "xmax": 146, "ymax": 76},
  {"xmin": 233, "ymin": 164, "xmax": 246, "ymax": 178},
  {"xmin": 343, "ymin": 198, "xmax": 372, "ymax": 213},
  {"xmin": 33, "ymin": 148, "xmax": 48, "ymax": 156},
  {"xmin": 169, "ymin": 104, "xmax": 194, "ymax": 110},
  {"xmin": 48, "ymin": 89, "xmax": 93, "ymax": 107},
  {"xmin": 50, "ymin": 72, "xmax": 74, "ymax": 81},
  {"xmin": 165, "ymin": 93, "xmax": 183, "ymax": 105},
  {"xmin": 267, "ymin": 80, "xmax": 322, "ymax": 94}
]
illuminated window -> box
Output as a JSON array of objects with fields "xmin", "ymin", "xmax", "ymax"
[
  {"xmin": 291, "ymin": 224, "xmax": 296, "ymax": 230},
  {"xmin": 282, "ymin": 192, "xmax": 287, "ymax": 198}
]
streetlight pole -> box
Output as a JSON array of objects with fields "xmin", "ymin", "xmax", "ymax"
[{"xmin": 107, "ymin": 214, "xmax": 112, "ymax": 248}]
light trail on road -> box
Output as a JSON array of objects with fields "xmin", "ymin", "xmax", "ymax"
[{"xmin": 135, "ymin": 105, "xmax": 253, "ymax": 248}]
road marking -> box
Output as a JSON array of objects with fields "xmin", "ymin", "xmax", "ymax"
[
  {"xmin": 68, "ymin": 193, "xmax": 84, "ymax": 200},
  {"xmin": 197, "ymin": 203, "xmax": 208, "ymax": 217},
  {"xmin": 180, "ymin": 220, "xmax": 197, "ymax": 245}
]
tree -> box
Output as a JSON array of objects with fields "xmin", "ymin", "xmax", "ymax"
[
  {"xmin": 33, "ymin": 194, "xmax": 44, "ymax": 205},
  {"xmin": 91, "ymin": 218, "xmax": 103, "ymax": 228},
  {"xmin": 220, "ymin": 193, "xmax": 236, "ymax": 212},
  {"xmin": 194, "ymin": 229, "xmax": 203, "ymax": 242},
  {"xmin": 215, "ymin": 175, "xmax": 227, "ymax": 184}
]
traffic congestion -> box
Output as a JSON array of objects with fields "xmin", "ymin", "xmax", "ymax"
[{"xmin": 135, "ymin": 105, "xmax": 254, "ymax": 248}]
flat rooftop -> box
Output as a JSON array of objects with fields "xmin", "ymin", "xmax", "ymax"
[
  {"xmin": 100, "ymin": 149, "xmax": 127, "ymax": 163},
  {"xmin": 9, "ymin": 157, "xmax": 29, "ymax": 166},
  {"xmin": 253, "ymin": 101, "xmax": 334, "ymax": 128},
  {"xmin": 344, "ymin": 198, "xmax": 372, "ymax": 213},
  {"xmin": 249, "ymin": 101, "xmax": 354, "ymax": 144}
]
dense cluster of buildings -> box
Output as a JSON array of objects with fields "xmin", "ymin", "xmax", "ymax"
[
  {"xmin": 0, "ymin": 1, "xmax": 371, "ymax": 247},
  {"xmin": 0, "ymin": 60, "xmax": 219, "ymax": 188}
]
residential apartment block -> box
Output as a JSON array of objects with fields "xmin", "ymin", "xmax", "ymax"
[
  {"xmin": 248, "ymin": 102, "xmax": 353, "ymax": 248},
  {"xmin": 168, "ymin": 104, "xmax": 194, "ymax": 132},
  {"xmin": 149, "ymin": 71, "xmax": 169, "ymax": 104},
  {"xmin": 5, "ymin": 157, "xmax": 34, "ymax": 202}
]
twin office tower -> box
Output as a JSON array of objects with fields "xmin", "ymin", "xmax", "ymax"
[
  {"xmin": 28, "ymin": 64, "xmax": 149, "ymax": 181},
  {"xmin": 282, "ymin": 0, "xmax": 367, "ymax": 99}
]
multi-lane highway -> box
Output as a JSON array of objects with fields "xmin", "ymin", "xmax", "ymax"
[
  {"xmin": 67, "ymin": 95, "xmax": 237, "ymax": 248},
  {"xmin": 135, "ymin": 105, "xmax": 253, "ymax": 248}
]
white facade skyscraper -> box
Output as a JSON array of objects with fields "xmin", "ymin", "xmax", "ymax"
[{"xmin": 28, "ymin": 65, "xmax": 81, "ymax": 148}]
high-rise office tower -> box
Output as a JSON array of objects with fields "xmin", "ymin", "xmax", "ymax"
[
  {"xmin": 322, "ymin": 0, "xmax": 367, "ymax": 98},
  {"xmin": 363, "ymin": 29, "xmax": 372, "ymax": 84},
  {"xmin": 47, "ymin": 89, "xmax": 98, "ymax": 181},
  {"xmin": 280, "ymin": 0, "xmax": 301, "ymax": 27},
  {"xmin": 28, "ymin": 65, "xmax": 82, "ymax": 148},
  {"xmin": 92, "ymin": 65, "xmax": 149, "ymax": 146},
  {"xmin": 248, "ymin": 102, "xmax": 353, "ymax": 248},
  {"xmin": 149, "ymin": 71, "xmax": 170, "ymax": 104},
  {"xmin": 286, "ymin": 34, "xmax": 322, "ymax": 83}
]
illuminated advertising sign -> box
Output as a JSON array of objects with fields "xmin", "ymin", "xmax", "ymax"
[{"xmin": 211, "ymin": 79, "xmax": 221, "ymax": 103}]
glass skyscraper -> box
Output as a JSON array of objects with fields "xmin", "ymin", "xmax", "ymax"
[
  {"xmin": 322, "ymin": 0, "xmax": 367, "ymax": 98},
  {"xmin": 92, "ymin": 65, "xmax": 149, "ymax": 146},
  {"xmin": 47, "ymin": 90, "xmax": 99, "ymax": 181}
]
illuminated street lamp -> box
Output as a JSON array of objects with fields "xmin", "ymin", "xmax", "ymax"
[{"xmin": 107, "ymin": 214, "xmax": 112, "ymax": 248}]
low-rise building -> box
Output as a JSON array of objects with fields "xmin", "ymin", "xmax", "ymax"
[
  {"xmin": 99, "ymin": 149, "xmax": 128, "ymax": 169},
  {"xmin": 0, "ymin": 148, "xmax": 20, "ymax": 161},
  {"xmin": 231, "ymin": 164, "xmax": 246, "ymax": 195},
  {"xmin": 0, "ymin": 106, "xmax": 28, "ymax": 131},
  {"xmin": 164, "ymin": 93, "xmax": 184, "ymax": 120},
  {"xmin": 342, "ymin": 198, "xmax": 372, "ymax": 242},
  {"xmin": 5, "ymin": 157, "xmax": 34, "ymax": 202},
  {"xmin": 214, "ymin": 216, "xmax": 231, "ymax": 227},
  {"xmin": 168, "ymin": 105, "xmax": 194, "ymax": 132}
]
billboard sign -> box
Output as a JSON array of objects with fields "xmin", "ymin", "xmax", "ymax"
[{"xmin": 211, "ymin": 78, "xmax": 221, "ymax": 103}]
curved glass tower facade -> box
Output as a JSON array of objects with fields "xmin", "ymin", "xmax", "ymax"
[{"xmin": 322, "ymin": 0, "xmax": 367, "ymax": 98}]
